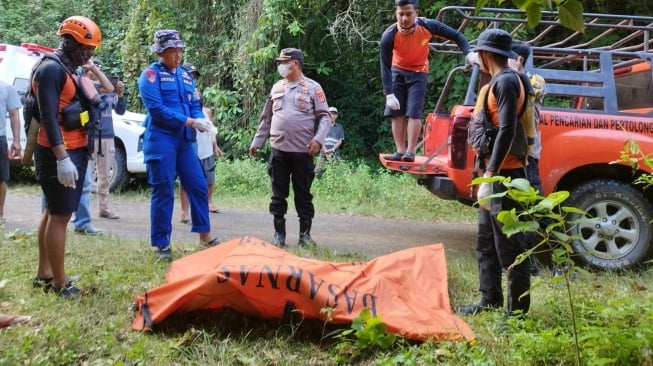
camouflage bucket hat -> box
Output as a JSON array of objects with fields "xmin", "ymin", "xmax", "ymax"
[{"xmin": 150, "ymin": 29, "xmax": 185, "ymax": 53}]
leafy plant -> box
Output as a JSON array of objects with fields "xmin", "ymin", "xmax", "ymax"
[
  {"xmin": 472, "ymin": 175, "xmax": 586, "ymax": 365},
  {"xmin": 327, "ymin": 308, "xmax": 397, "ymax": 364},
  {"xmin": 614, "ymin": 138, "xmax": 653, "ymax": 189}
]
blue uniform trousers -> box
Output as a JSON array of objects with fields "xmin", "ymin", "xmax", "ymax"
[{"xmin": 145, "ymin": 130, "xmax": 209, "ymax": 248}]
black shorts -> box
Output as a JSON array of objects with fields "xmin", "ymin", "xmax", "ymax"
[
  {"xmin": 0, "ymin": 136, "xmax": 9, "ymax": 182},
  {"xmin": 34, "ymin": 145, "xmax": 88, "ymax": 215},
  {"xmin": 200, "ymin": 155, "xmax": 216, "ymax": 185},
  {"xmin": 383, "ymin": 67, "xmax": 428, "ymax": 119}
]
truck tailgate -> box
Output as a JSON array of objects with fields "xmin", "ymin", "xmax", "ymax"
[{"xmin": 378, "ymin": 153, "xmax": 449, "ymax": 175}]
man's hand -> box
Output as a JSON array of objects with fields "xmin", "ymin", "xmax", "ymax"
[
  {"xmin": 307, "ymin": 140, "xmax": 321, "ymax": 155},
  {"xmin": 466, "ymin": 52, "xmax": 479, "ymax": 66},
  {"xmin": 192, "ymin": 118, "xmax": 212, "ymax": 132},
  {"xmin": 249, "ymin": 146, "xmax": 258, "ymax": 158},
  {"xmin": 385, "ymin": 94, "xmax": 400, "ymax": 110},
  {"xmin": 56, "ymin": 156, "xmax": 78, "ymax": 189},
  {"xmin": 11, "ymin": 141, "xmax": 21, "ymax": 158},
  {"xmin": 476, "ymin": 182, "xmax": 492, "ymax": 210},
  {"xmin": 115, "ymin": 80, "xmax": 125, "ymax": 97}
]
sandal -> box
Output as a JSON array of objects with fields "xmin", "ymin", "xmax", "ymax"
[
  {"xmin": 0, "ymin": 314, "xmax": 31, "ymax": 328},
  {"xmin": 202, "ymin": 238, "xmax": 221, "ymax": 247},
  {"xmin": 208, "ymin": 205, "xmax": 220, "ymax": 213},
  {"xmin": 52, "ymin": 282, "xmax": 81, "ymax": 299},
  {"xmin": 33, "ymin": 274, "xmax": 81, "ymax": 293}
]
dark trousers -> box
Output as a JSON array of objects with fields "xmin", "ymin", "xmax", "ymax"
[
  {"xmin": 526, "ymin": 155, "xmax": 543, "ymax": 195},
  {"xmin": 476, "ymin": 167, "xmax": 531, "ymax": 314},
  {"xmin": 268, "ymin": 148, "xmax": 315, "ymax": 232}
]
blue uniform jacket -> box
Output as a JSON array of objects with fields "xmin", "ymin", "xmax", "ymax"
[{"xmin": 137, "ymin": 61, "xmax": 204, "ymax": 147}]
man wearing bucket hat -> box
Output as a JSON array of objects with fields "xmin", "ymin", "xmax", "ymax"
[
  {"xmin": 249, "ymin": 47, "xmax": 331, "ymax": 247},
  {"xmin": 138, "ymin": 29, "xmax": 219, "ymax": 260},
  {"xmin": 456, "ymin": 28, "xmax": 532, "ymax": 318}
]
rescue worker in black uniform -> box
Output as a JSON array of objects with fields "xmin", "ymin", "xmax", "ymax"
[{"xmin": 457, "ymin": 29, "xmax": 532, "ymax": 317}]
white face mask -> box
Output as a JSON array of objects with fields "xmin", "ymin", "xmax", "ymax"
[{"xmin": 277, "ymin": 63, "xmax": 292, "ymax": 78}]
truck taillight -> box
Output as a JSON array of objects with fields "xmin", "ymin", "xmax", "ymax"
[{"xmin": 450, "ymin": 115, "xmax": 470, "ymax": 170}]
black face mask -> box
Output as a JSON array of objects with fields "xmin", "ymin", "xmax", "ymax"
[{"xmin": 58, "ymin": 35, "xmax": 93, "ymax": 69}]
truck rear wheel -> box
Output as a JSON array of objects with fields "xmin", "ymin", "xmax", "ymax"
[
  {"xmin": 566, "ymin": 180, "xmax": 653, "ymax": 271},
  {"xmin": 89, "ymin": 145, "xmax": 130, "ymax": 193},
  {"xmin": 109, "ymin": 146, "xmax": 130, "ymax": 192}
]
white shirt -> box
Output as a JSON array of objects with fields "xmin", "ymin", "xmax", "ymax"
[{"xmin": 196, "ymin": 124, "xmax": 217, "ymax": 160}]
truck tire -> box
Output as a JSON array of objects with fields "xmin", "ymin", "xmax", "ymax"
[
  {"xmin": 109, "ymin": 146, "xmax": 130, "ymax": 192},
  {"xmin": 566, "ymin": 180, "xmax": 653, "ymax": 271}
]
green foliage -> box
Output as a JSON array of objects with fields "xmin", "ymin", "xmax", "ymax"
[
  {"xmin": 2, "ymin": 183, "xmax": 653, "ymax": 364},
  {"xmin": 212, "ymin": 157, "xmax": 478, "ymax": 222},
  {"xmin": 337, "ymin": 308, "xmax": 396, "ymax": 349},
  {"xmin": 476, "ymin": 0, "xmax": 585, "ymax": 32},
  {"xmin": 0, "ymin": 0, "xmax": 598, "ymax": 158},
  {"xmin": 472, "ymin": 175, "xmax": 584, "ymax": 364},
  {"xmin": 614, "ymin": 138, "xmax": 653, "ymax": 190},
  {"xmin": 329, "ymin": 308, "xmax": 397, "ymax": 364}
]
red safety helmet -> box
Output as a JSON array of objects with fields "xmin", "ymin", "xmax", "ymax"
[{"xmin": 57, "ymin": 16, "xmax": 101, "ymax": 47}]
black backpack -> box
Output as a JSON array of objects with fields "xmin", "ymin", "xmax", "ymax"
[
  {"xmin": 23, "ymin": 54, "xmax": 102, "ymax": 154},
  {"xmin": 467, "ymin": 71, "xmax": 530, "ymax": 167}
]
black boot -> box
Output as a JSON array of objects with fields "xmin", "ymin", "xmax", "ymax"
[
  {"xmin": 273, "ymin": 217, "xmax": 286, "ymax": 246},
  {"xmin": 506, "ymin": 270, "xmax": 531, "ymax": 317},
  {"xmin": 456, "ymin": 298, "xmax": 503, "ymax": 315},
  {"xmin": 298, "ymin": 219, "xmax": 316, "ymax": 247}
]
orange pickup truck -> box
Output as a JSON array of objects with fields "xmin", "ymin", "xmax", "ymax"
[{"xmin": 380, "ymin": 7, "xmax": 653, "ymax": 271}]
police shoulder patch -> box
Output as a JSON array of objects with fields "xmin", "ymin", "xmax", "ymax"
[
  {"xmin": 315, "ymin": 89, "xmax": 326, "ymax": 103},
  {"xmin": 145, "ymin": 69, "xmax": 157, "ymax": 83}
]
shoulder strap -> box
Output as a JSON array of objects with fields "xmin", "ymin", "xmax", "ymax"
[
  {"xmin": 515, "ymin": 71, "xmax": 532, "ymax": 118},
  {"xmin": 482, "ymin": 78, "xmax": 498, "ymax": 119},
  {"xmin": 30, "ymin": 53, "xmax": 80, "ymax": 94}
]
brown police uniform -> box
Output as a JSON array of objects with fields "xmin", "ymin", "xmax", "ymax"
[{"xmin": 251, "ymin": 75, "xmax": 331, "ymax": 238}]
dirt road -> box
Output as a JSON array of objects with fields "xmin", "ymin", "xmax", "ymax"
[{"xmin": 3, "ymin": 192, "xmax": 477, "ymax": 258}]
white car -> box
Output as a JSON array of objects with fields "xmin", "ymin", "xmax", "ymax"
[{"xmin": 1, "ymin": 42, "xmax": 146, "ymax": 191}]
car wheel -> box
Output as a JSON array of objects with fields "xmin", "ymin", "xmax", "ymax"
[
  {"xmin": 566, "ymin": 179, "xmax": 653, "ymax": 271},
  {"xmin": 110, "ymin": 146, "xmax": 130, "ymax": 192}
]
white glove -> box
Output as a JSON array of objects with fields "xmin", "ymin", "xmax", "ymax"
[
  {"xmin": 466, "ymin": 52, "xmax": 479, "ymax": 66},
  {"xmin": 56, "ymin": 156, "xmax": 78, "ymax": 189},
  {"xmin": 385, "ymin": 94, "xmax": 400, "ymax": 110},
  {"xmin": 476, "ymin": 182, "xmax": 492, "ymax": 210},
  {"xmin": 192, "ymin": 118, "xmax": 212, "ymax": 133}
]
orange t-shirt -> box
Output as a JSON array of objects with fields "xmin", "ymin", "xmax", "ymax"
[
  {"xmin": 35, "ymin": 71, "xmax": 87, "ymax": 149},
  {"xmin": 486, "ymin": 75, "xmax": 526, "ymax": 170}
]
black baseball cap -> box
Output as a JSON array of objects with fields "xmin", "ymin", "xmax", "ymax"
[
  {"xmin": 182, "ymin": 62, "xmax": 200, "ymax": 76},
  {"xmin": 511, "ymin": 40, "xmax": 531, "ymax": 61},
  {"xmin": 275, "ymin": 48, "xmax": 304, "ymax": 66}
]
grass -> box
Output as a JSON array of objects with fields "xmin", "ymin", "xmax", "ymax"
[
  {"xmin": 213, "ymin": 157, "xmax": 477, "ymax": 223},
  {"xmin": 1, "ymin": 158, "xmax": 652, "ymax": 365}
]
